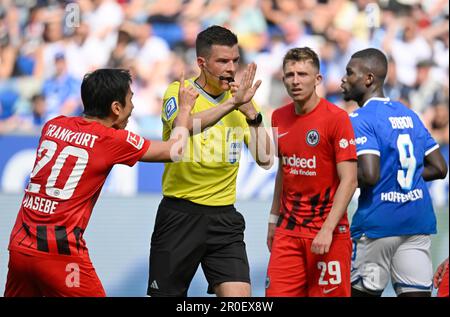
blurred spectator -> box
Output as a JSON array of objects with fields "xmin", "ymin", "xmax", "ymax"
[
  {"xmin": 27, "ymin": 94, "xmax": 47, "ymax": 128},
  {"xmin": 253, "ymin": 16, "xmax": 322, "ymax": 109},
  {"xmin": 41, "ymin": 52, "xmax": 81, "ymax": 121},
  {"xmin": 0, "ymin": 88, "xmax": 20, "ymax": 133},
  {"xmin": 145, "ymin": 0, "xmax": 184, "ymax": 48},
  {"xmin": 106, "ymin": 29, "xmax": 132, "ymax": 69},
  {"xmin": 127, "ymin": 64, "xmax": 165, "ymax": 136},
  {"xmin": 324, "ymin": 23, "xmax": 367, "ymax": 104},
  {"xmin": 422, "ymin": 17, "xmax": 449, "ymax": 81},
  {"xmin": 65, "ymin": 21, "xmax": 109, "ymax": 78},
  {"xmin": 9, "ymin": 94, "xmax": 48, "ymax": 133},
  {"xmin": 0, "ymin": 0, "xmax": 446, "ymax": 143},
  {"xmin": 0, "ymin": 4, "xmax": 17, "ymax": 79},
  {"xmin": 14, "ymin": 6, "xmax": 45, "ymax": 77},
  {"xmin": 172, "ymin": 17, "xmax": 202, "ymax": 77},
  {"xmin": 84, "ymin": 0, "xmax": 124, "ymax": 54},
  {"xmin": 352, "ymin": 0, "xmax": 381, "ymax": 42},
  {"xmin": 383, "ymin": 56, "xmax": 412, "ymax": 104},
  {"xmin": 307, "ymin": 0, "xmax": 343, "ymax": 34},
  {"xmin": 422, "ymin": 101, "xmax": 449, "ymax": 145},
  {"xmin": 261, "ymin": 0, "xmax": 309, "ymax": 38},
  {"xmin": 203, "ymin": 0, "xmax": 268, "ymax": 55},
  {"xmin": 33, "ymin": 11, "xmax": 66, "ymax": 79},
  {"xmin": 383, "ymin": 15, "xmax": 432, "ymax": 88},
  {"xmin": 409, "ymin": 59, "xmax": 445, "ymax": 113},
  {"xmin": 121, "ymin": 21, "xmax": 171, "ymax": 88}
]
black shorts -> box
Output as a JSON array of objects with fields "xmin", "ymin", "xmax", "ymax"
[{"xmin": 147, "ymin": 197, "xmax": 250, "ymax": 297}]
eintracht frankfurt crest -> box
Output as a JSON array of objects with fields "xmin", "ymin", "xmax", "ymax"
[{"xmin": 306, "ymin": 129, "xmax": 319, "ymax": 146}]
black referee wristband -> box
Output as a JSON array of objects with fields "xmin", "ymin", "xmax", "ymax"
[{"xmin": 246, "ymin": 112, "xmax": 262, "ymax": 126}]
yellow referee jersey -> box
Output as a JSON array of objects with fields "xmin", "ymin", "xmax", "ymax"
[{"xmin": 161, "ymin": 78, "xmax": 254, "ymax": 206}]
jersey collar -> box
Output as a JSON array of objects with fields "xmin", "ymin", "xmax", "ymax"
[
  {"xmin": 189, "ymin": 79, "xmax": 227, "ymax": 104},
  {"xmin": 362, "ymin": 97, "xmax": 390, "ymax": 108}
]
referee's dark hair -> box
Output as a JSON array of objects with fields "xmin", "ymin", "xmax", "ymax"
[
  {"xmin": 196, "ymin": 25, "xmax": 238, "ymax": 58},
  {"xmin": 81, "ymin": 68, "xmax": 132, "ymax": 119}
]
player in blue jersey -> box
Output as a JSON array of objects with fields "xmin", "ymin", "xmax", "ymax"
[{"xmin": 340, "ymin": 48, "xmax": 448, "ymax": 297}]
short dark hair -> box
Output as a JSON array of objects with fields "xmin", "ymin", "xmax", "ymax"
[
  {"xmin": 351, "ymin": 48, "xmax": 388, "ymax": 81},
  {"xmin": 282, "ymin": 47, "xmax": 320, "ymax": 71},
  {"xmin": 81, "ymin": 69, "xmax": 132, "ymax": 118},
  {"xmin": 195, "ymin": 25, "xmax": 238, "ymax": 58}
]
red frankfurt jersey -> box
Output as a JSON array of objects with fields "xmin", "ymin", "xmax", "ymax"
[
  {"xmin": 272, "ymin": 99, "xmax": 356, "ymax": 238},
  {"xmin": 9, "ymin": 116, "xmax": 150, "ymax": 256}
]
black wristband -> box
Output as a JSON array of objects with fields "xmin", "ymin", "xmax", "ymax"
[{"xmin": 246, "ymin": 112, "xmax": 263, "ymax": 126}]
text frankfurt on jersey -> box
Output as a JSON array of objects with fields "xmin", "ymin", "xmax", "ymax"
[
  {"xmin": 381, "ymin": 189, "xmax": 423, "ymax": 203},
  {"xmin": 282, "ymin": 155, "xmax": 317, "ymax": 176},
  {"xmin": 46, "ymin": 124, "xmax": 99, "ymax": 148}
]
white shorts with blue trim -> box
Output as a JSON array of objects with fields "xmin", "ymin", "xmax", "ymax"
[{"xmin": 351, "ymin": 235, "xmax": 432, "ymax": 295}]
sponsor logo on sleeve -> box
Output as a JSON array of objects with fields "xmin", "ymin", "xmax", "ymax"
[
  {"xmin": 355, "ymin": 136, "xmax": 368, "ymax": 145},
  {"xmin": 164, "ymin": 97, "xmax": 177, "ymax": 120},
  {"xmin": 339, "ymin": 138, "xmax": 349, "ymax": 149},
  {"xmin": 127, "ymin": 131, "xmax": 144, "ymax": 150}
]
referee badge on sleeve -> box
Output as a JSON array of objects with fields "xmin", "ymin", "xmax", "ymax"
[{"xmin": 164, "ymin": 97, "xmax": 178, "ymax": 120}]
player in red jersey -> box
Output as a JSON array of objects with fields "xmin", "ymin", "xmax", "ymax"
[
  {"xmin": 434, "ymin": 258, "xmax": 449, "ymax": 297},
  {"xmin": 3, "ymin": 68, "xmax": 197, "ymax": 296},
  {"xmin": 265, "ymin": 47, "xmax": 358, "ymax": 297},
  {"xmin": 2, "ymin": 66, "xmax": 259, "ymax": 297}
]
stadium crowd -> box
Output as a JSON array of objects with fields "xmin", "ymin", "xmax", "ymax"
[{"xmin": 0, "ymin": 0, "xmax": 448, "ymax": 146}]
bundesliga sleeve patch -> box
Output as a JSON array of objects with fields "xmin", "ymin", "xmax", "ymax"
[
  {"xmin": 127, "ymin": 131, "xmax": 144, "ymax": 150},
  {"xmin": 164, "ymin": 97, "xmax": 177, "ymax": 120}
]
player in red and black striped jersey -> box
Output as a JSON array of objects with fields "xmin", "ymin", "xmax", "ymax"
[
  {"xmin": 4, "ymin": 69, "xmax": 197, "ymax": 297},
  {"xmin": 266, "ymin": 48, "xmax": 357, "ymax": 297}
]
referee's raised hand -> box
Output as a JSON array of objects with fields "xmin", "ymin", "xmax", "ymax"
[
  {"xmin": 233, "ymin": 63, "xmax": 261, "ymax": 107},
  {"xmin": 178, "ymin": 71, "xmax": 198, "ymax": 113}
]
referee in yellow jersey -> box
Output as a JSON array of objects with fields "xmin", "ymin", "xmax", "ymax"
[{"xmin": 147, "ymin": 25, "xmax": 274, "ymax": 297}]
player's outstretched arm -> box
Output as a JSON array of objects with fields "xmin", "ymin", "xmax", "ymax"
[
  {"xmin": 140, "ymin": 72, "xmax": 198, "ymax": 162},
  {"xmin": 173, "ymin": 63, "xmax": 262, "ymax": 134},
  {"xmin": 423, "ymin": 148, "xmax": 448, "ymax": 181}
]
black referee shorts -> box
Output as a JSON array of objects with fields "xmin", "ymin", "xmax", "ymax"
[{"xmin": 147, "ymin": 197, "xmax": 250, "ymax": 297}]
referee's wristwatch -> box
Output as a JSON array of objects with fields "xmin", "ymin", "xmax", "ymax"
[{"xmin": 246, "ymin": 112, "xmax": 263, "ymax": 126}]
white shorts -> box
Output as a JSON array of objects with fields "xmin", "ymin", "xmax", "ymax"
[{"xmin": 351, "ymin": 235, "xmax": 432, "ymax": 295}]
